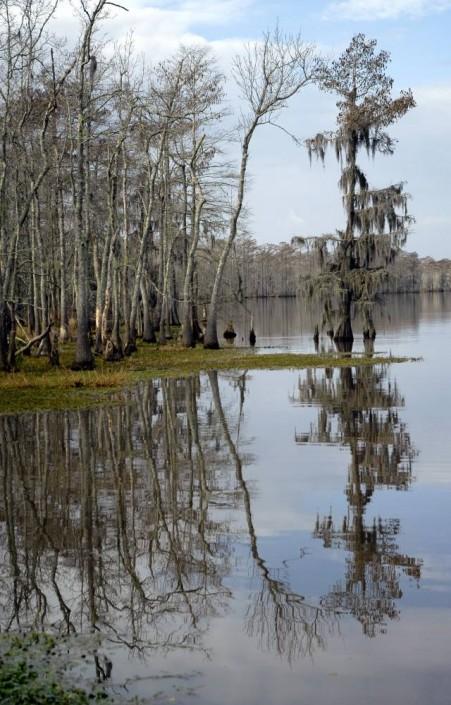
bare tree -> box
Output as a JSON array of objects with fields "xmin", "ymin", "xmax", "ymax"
[
  {"xmin": 0, "ymin": 0, "xmax": 74, "ymax": 369},
  {"xmin": 204, "ymin": 28, "xmax": 314, "ymax": 348},
  {"xmin": 72, "ymin": 0, "xmax": 111, "ymax": 369}
]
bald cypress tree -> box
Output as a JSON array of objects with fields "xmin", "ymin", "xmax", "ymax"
[{"xmin": 300, "ymin": 34, "xmax": 415, "ymax": 347}]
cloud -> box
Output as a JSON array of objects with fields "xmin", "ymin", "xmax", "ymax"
[
  {"xmin": 323, "ymin": 0, "xmax": 451, "ymax": 21},
  {"xmin": 150, "ymin": 0, "xmax": 252, "ymax": 26},
  {"xmin": 52, "ymin": 0, "xmax": 254, "ymax": 59}
]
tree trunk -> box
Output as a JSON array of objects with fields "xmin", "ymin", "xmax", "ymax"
[
  {"xmin": 0, "ymin": 300, "xmax": 11, "ymax": 371},
  {"xmin": 182, "ymin": 186, "xmax": 205, "ymax": 348},
  {"xmin": 363, "ymin": 307, "xmax": 376, "ymax": 341},
  {"xmin": 204, "ymin": 131, "xmax": 254, "ymax": 348},
  {"xmin": 35, "ymin": 196, "xmax": 50, "ymax": 355},
  {"xmin": 73, "ymin": 238, "xmax": 94, "ymax": 369},
  {"xmin": 204, "ymin": 306, "xmax": 220, "ymax": 349},
  {"xmin": 141, "ymin": 278, "xmax": 156, "ymax": 343},
  {"xmin": 170, "ymin": 267, "xmax": 180, "ymax": 327},
  {"xmin": 58, "ymin": 184, "xmax": 69, "ymax": 342},
  {"xmin": 111, "ymin": 261, "xmax": 123, "ymax": 357},
  {"xmin": 100, "ymin": 236, "xmax": 115, "ymax": 349},
  {"xmin": 72, "ymin": 41, "xmax": 94, "ymax": 370},
  {"xmin": 334, "ymin": 290, "xmax": 353, "ymax": 344}
]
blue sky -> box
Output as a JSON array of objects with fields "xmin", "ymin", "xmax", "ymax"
[
  {"xmin": 161, "ymin": 0, "xmax": 451, "ymax": 87},
  {"xmin": 56, "ymin": 0, "xmax": 451, "ymax": 257}
]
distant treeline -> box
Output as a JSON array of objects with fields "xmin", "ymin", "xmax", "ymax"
[
  {"xmin": 384, "ymin": 252, "xmax": 451, "ymax": 293},
  {"xmin": 223, "ymin": 238, "xmax": 451, "ymax": 299},
  {"xmin": 209, "ymin": 238, "xmax": 307, "ymax": 300}
]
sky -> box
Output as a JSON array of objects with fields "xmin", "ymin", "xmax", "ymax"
[{"xmin": 54, "ymin": 0, "xmax": 451, "ymax": 258}]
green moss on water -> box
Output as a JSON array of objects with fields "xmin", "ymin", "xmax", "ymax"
[
  {"xmin": 0, "ymin": 634, "xmax": 110, "ymax": 705},
  {"xmin": 0, "ymin": 662, "xmax": 107, "ymax": 705},
  {"xmin": 0, "ymin": 341, "xmax": 413, "ymax": 415}
]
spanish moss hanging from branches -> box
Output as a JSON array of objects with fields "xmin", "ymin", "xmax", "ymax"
[{"xmin": 296, "ymin": 34, "xmax": 415, "ymax": 347}]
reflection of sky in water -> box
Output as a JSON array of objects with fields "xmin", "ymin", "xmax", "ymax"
[{"xmin": 1, "ymin": 292, "xmax": 451, "ymax": 705}]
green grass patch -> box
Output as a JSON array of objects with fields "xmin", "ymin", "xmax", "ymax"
[{"xmin": 0, "ymin": 340, "xmax": 413, "ymax": 415}]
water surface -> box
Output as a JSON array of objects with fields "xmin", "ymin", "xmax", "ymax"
[{"xmin": 1, "ymin": 293, "xmax": 450, "ymax": 704}]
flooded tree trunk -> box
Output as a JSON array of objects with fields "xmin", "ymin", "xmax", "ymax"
[
  {"xmin": 364, "ymin": 337, "xmax": 375, "ymax": 356},
  {"xmin": 334, "ymin": 290, "xmax": 353, "ymax": 344},
  {"xmin": 363, "ymin": 307, "xmax": 376, "ymax": 341}
]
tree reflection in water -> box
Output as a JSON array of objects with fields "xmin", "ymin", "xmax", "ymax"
[
  {"xmin": 208, "ymin": 371, "xmax": 337, "ymax": 664},
  {"xmin": 293, "ymin": 364, "xmax": 422, "ymax": 637},
  {"xmin": 0, "ymin": 365, "xmax": 422, "ymax": 692},
  {"xmin": 0, "ymin": 378, "xmax": 241, "ymax": 691},
  {"xmin": 0, "ymin": 371, "xmax": 337, "ymax": 694}
]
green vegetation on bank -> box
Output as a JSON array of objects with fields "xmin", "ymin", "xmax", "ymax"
[
  {"xmin": 0, "ymin": 341, "xmax": 412, "ymax": 415},
  {"xmin": 0, "ymin": 634, "xmax": 111, "ymax": 705}
]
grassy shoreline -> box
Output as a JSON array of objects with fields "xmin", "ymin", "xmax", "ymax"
[{"xmin": 0, "ymin": 342, "xmax": 413, "ymax": 415}]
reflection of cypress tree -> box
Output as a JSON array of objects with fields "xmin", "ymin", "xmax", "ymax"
[{"xmin": 293, "ymin": 365, "xmax": 421, "ymax": 637}]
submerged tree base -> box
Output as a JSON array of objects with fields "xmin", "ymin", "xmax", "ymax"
[
  {"xmin": 334, "ymin": 338, "xmax": 354, "ymax": 353},
  {"xmin": 0, "ymin": 341, "xmax": 414, "ymax": 415}
]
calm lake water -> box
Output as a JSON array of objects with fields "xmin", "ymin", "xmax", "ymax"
[{"xmin": 1, "ymin": 293, "xmax": 451, "ymax": 705}]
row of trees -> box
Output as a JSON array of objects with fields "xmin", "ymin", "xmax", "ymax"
[
  {"xmin": 0, "ymin": 0, "xmax": 313, "ymax": 371},
  {"xmin": 227, "ymin": 242, "xmax": 448, "ymax": 301},
  {"xmin": 0, "ymin": 1, "xmax": 414, "ymax": 371}
]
